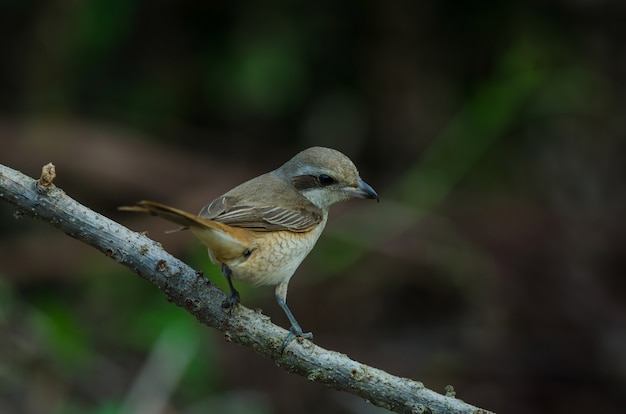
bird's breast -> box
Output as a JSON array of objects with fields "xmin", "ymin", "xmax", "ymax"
[{"xmin": 214, "ymin": 217, "xmax": 327, "ymax": 286}]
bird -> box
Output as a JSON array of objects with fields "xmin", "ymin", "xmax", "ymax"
[{"xmin": 120, "ymin": 146, "xmax": 378, "ymax": 348}]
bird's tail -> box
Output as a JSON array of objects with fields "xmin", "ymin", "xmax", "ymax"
[
  {"xmin": 119, "ymin": 200, "xmax": 204, "ymax": 229},
  {"xmin": 119, "ymin": 200, "xmax": 251, "ymax": 261}
]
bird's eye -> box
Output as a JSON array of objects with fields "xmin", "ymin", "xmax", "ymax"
[{"xmin": 318, "ymin": 174, "xmax": 335, "ymax": 186}]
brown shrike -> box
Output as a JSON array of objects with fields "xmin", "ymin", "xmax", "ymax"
[{"xmin": 121, "ymin": 147, "xmax": 378, "ymax": 348}]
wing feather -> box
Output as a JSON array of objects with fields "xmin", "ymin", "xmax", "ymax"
[{"xmin": 198, "ymin": 196, "xmax": 322, "ymax": 232}]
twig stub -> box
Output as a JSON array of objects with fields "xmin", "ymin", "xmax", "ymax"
[{"xmin": 37, "ymin": 163, "xmax": 56, "ymax": 189}]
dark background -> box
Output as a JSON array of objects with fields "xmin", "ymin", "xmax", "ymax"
[{"xmin": 2, "ymin": 1, "xmax": 626, "ymax": 413}]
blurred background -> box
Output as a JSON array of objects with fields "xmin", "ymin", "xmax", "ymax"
[{"xmin": 1, "ymin": 1, "xmax": 625, "ymax": 413}]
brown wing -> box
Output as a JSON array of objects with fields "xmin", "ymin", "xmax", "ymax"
[
  {"xmin": 198, "ymin": 170, "xmax": 324, "ymax": 232},
  {"xmin": 199, "ymin": 195, "xmax": 322, "ymax": 232}
]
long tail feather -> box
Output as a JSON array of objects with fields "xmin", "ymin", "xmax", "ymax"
[
  {"xmin": 119, "ymin": 200, "xmax": 252, "ymax": 261},
  {"xmin": 119, "ymin": 200, "xmax": 201, "ymax": 228}
]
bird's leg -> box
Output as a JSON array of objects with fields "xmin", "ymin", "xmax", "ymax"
[
  {"xmin": 275, "ymin": 282, "xmax": 312, "ymax": 351},
  {"xmin": 221, "ymin": 264, "xmax": 240, "ymax": 313}
]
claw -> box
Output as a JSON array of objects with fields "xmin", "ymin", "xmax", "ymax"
[
  {"xmin": 222, "ymin": 264, "xmax": 240, "ymax": 314},
  {"xmin": 224, "ymin": 289, "xmax": 240, "ymax": 314},
  {"xmin": 280, "ymin": 326, "xmax": 313, "ymax": 353}
]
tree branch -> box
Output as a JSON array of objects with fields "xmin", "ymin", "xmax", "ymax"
[{"xmin": 0, "ymin": 163, "xmax": 494, "ymax": 414}]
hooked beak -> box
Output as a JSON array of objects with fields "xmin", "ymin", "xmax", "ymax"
[{"xmin": 347, "ymin": 179, "xmax": 379, "ymax": 202}]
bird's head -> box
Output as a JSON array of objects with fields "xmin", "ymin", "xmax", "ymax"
[{"xmin": 278, "ymin": 147, "xmax": 378, "ymax": 210}]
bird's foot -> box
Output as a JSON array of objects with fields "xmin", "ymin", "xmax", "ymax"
[
  {"xmin": 223, "ymin": 290, "xmax": 240, "ymax": 314},
  {"xmin": 221, "ymin": 264, "xmax": 241, "ymax": 315},
  {"xmin": 280, "ymin": 325, "xmax": 313, "ymax": 353}
]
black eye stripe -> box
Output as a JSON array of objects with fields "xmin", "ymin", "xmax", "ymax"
[
  {"xmin": 292, "ymin": 175, "xmax": 319, "ymax": 190},
  {"xmin": 292, "ymin": 174, "xmax": 335, "ymax": 190}
]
